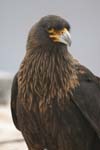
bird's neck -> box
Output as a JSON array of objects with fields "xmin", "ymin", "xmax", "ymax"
[{"xmin": 18, "ymin": 46, "xmax": 79, "ymax": 109}]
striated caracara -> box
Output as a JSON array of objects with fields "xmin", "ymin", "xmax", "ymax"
[{"xmin": 11, "ymin": 15, "xmax": 100, "ymax": 150}]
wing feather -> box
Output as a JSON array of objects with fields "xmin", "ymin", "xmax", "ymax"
[
  {"xmin": 73, "ymin": 64, "xmax": 100, "ymax": 139},
  {"xmin": 11, "ymin": 73, "xmax": 20, "ymax": 130}
]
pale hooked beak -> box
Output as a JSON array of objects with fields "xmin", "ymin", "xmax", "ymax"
[
  {"xmin": 59, "ymin": 28, "xmax": 72, "ymax": 46},
  {"xmin": 49, "ymin": 28, "xmax": 72, "ymax": 46}
]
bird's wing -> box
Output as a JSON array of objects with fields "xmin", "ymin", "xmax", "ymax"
[
  {"xmin": 11, "ymin": 73, "xmax": 20, "ymax": 130},
  {"xmin": 72, "ymin": 64, "xmax": 100, "ymax": 139}
]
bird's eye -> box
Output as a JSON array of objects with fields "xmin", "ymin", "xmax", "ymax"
[{"xmin": 55, "ymin": 24, "xmax": 63, "ymax": 30}]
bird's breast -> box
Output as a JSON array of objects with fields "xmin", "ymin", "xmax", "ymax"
[{"xmin": 18, "ymin": 51, "xmax": 79, "ymax": 111}]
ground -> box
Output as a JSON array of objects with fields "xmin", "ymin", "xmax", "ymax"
[{"xmin": 0, "ymin": 104, "xmax": 27, "ymax": 150}]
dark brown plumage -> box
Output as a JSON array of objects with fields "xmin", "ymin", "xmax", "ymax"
[{"xmin": 11, "ymin": 15, "xmax": 100, "ymax": 150}]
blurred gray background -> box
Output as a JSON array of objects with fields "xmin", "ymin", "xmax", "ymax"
[{"xmin": 0, "ymin": 0, "xmax": 100, "ymax": 75}]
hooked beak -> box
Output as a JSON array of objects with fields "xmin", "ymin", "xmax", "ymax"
[{"xmin": 49, "ymin": 28, "xmax": 72, "ymax": 46}]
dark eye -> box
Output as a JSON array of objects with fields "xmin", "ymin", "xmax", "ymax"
[{"xmin": 55, "ymin": 24, "xmax": 63, "ymax": 30}]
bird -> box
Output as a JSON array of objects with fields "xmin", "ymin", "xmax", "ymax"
[{"xmin": 11, "ymin": 15, "xmax": 100, "ymax": 150}]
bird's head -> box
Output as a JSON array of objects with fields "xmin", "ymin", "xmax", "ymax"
[{"xmin": 27, "ymin": 15, "xmax": 71, "ymax": 50}]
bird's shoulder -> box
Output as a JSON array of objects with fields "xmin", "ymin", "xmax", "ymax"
[{"xmin": 75, "ymin": 64, "xmax": 98, "ymax": 82}]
